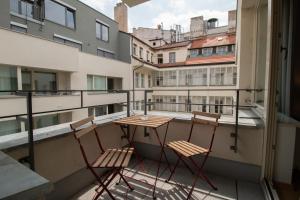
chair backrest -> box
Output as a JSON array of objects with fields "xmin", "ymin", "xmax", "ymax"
[
  {"xmin": 187, "ymin": 111, "xmax": 221, "ymax": 151},
  {"xmin": 70, "ymin": 116, "xmax": 104, "ymax": 166}
]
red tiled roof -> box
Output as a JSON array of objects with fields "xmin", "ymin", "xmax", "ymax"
[
  {"xmin": 191, "ymin": 34, "xmax": 236, "ymax": 49},
  {"xmin": 185, "ymin": 55, "xmax": 235, "ymax": 65}
]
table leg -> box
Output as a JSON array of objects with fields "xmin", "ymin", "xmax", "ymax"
[
  {"xmin": 152, "ymin": 122, "xmax": 172, "ymax": 199},
  {"xmin": 120, "ymin": 125, "xmax": 145, "ymax": 171}
]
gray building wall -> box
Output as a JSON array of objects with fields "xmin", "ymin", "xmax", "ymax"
[{"xmin": 0, "ymin": 0, "xmax": 131, "ymax": 63}]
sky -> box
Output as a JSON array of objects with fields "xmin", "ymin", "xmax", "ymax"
[{"xmin": 79, "ymin": 0, "xmax": 237, "ymax": 33}]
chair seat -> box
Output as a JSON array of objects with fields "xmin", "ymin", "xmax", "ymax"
[
  {"xmin": 167, "ymin": 140, "xmax": 209, "ymax": 157},
  {"xmin": 92, "ymin": 147, "xmax": 134, "ymax": 168}
]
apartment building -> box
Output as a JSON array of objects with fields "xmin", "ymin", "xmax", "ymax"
[
  {"xmin": 0, "ymin": 0, "xmax": 132, "ymax": 136},
  {"xmin": 132, "ymin": 30, "xmax": 237, "ymax": 115}
]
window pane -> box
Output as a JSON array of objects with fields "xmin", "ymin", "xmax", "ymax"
[
  {"xmin": 22, "ymin": 71, "xmax": 32, "ymax": 90},
  {"xmin": 45, "ymin": 0, "xmax": 66, "ymax": 26},
  {"xmin": 94, "ymin": 76, "xmax": 106, "ymax": 90},
  {"xmin": 0, "ymin": 66, "xmax": 17, "ymax": 93},
  {"xmin": 96, "ymin": 22, "xmax": 101, "ymax": 39},
  {"xmin": 35, "ymin": 114, "xmax": 59, "ymax": 129},
  {"xmin": 102, "ymin": 25, "xmax": 109, "ymax": 41},
  {"xmin": 66, "ymin": 9, "xmax": 75, "ymax": 29},
  {"xmin": 0, "ymin": 120, "xmax": 21, "ymax": 136},
  {"xmin": 87, "ymin": 75, "xmax": 93, "ymax": 90},
  {"xmin": 35, "ymin": 72, "xmax": 57, "ymax": 91},
  {"xmin": 10, "ymin": 0, "xmax": 19, "ymax": 13},
  {"xmin": 95, "ymin": 106, "xmax": 107, "ymax": 116},
  {"xmin": 65, "ymin": 40, "xmax": 82, "ymax": 50},
  {"xmin": 11, "ymin": 25, "xmax": 27, "ymax": 33}
]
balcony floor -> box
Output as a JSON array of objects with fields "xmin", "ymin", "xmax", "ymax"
[{"xmin": 72, "ymin": 159, "xmax": 265, "ymax": 200}]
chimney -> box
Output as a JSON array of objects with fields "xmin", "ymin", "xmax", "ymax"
[
  {"xmin": 228, "ymin": 10, "xmax": 237, "ymax": 30},
  {"xmin": 114, "ymin": 2, "xmax": 128, "ymax": 32}
]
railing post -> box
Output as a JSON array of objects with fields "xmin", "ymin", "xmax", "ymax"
[
  {"xmin": 144, "ymin": 90, "xmax": 149, "ymax": 137},
  {"xmin": 26, "ymin": 92, "xmax": 35, "ymax": 171},
  {"xmin": 127, "ymin": 90, "xmax": 130, "ymax": 117},
  {"xmin": 231, "ymin": 90, "xmax": 239, "ymax": 153},
  {"xmin": 80, "ymin": 90, "xmax": 83, "ymax": 108},
  {"xmin": 187, "ymin": 89, "xmax": 191, "ymax": 112}
]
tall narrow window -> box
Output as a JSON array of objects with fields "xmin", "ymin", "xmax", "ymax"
[
  {"xmin": 0, "ymin": 66, "xmax": 17, "ymax": 94},
  {"xmin": 169, "ymin": 52, "xmax": 176, "ymax": 63},
  {"xmin": 96, "ymin": 21, "xmax": 109, "ymax": 42},
  {"xmin": 139, "ymin": 47, "xmax": 143, "ymax": 59},
  {"xmin": 133, "ymin": 44, "xmax": 137, "ymax": 56},
  {"xmin": 157, "ymin": 54, "xmax": 163, "ymax": 64},
  {"xmin": 135, "ymin": 73, "xmax": 140, "ymax": 88},
  {"xmin": 146, "ymin": 51, "xmax": 150, "ymax": 62},
  {"xmin": 21, "ymin": 70, "xmax": 32, "ymax": 90},
  {"xmin": 141, "ymin": 74, "xmax": 145, "ymax": 88}
]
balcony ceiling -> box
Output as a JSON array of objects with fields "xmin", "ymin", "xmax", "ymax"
[{"xmin": 122, "ymin": 0, "xmax": 150, "ymax": 7}]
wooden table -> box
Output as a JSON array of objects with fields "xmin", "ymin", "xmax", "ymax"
[{"xmin": 114, "ymin": 115, "xmax": 173, "ymax": 199}]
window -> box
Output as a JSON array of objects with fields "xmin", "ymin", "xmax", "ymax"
[
  {"xmin": 97, "ymin": 49, "xmax": 115, "ymax": 59},
  {"xmin": 87, "ymin": 75, "xmax": 107, "ymax": 90},
  {"xmin": 35, "ymin": 114, "xmax": 59, "ymax": 129},
  {"xmin": 141, "ymin": 74, "xmax": 145, "ymax": 88},
  {"xmin": 202, "ymin": 47, "xmax": 213, "ymax": 56},
  {"xmin": 133, "ymin": 44, "xmax": 137, "ymax": 56},
  {"xmin": 96, "ymin": 21, "xmax": 109, "ymax": 41},
  {"xmin": 10, "ymin": 24, "xmax": 27, "ymax": 33},
  {"xmin": 0, "ymin": 66, "xmax": 17, "ymax": 94},
  {"xmin": 35, "ymin": 72, "xmax": 57, "ymax": 92},
  {"xmin": 216, "ymin": 46, "xmax": 228, "ymax": 55},
  {"xmin": 169, "ymin": 52, "xmax": 176, "ymax": 63},
  {"xmin": 139, "ymin": 47, "xmax": 143, "ymax": 59},
  {"xmin": 54, "ymin": 35, "xmax": 82, "ymax": 50},
  {"xmin": 45, "ymin": 0, "xmax": 76, "ymax": 29},
  {"xmin": 135, "ymin": 73, "xmax": 140, "ymax": 88},
  {"xmin": 190, "ymin": 49, "xmax": 199, "ymax": 58},
  {"xmin": 88, "ymin": 105, "xmax": 107, "ymax": 117},
  {"xmin": 191, "ymin": 96, "xmax": 207, "ymax": 112},
  {"xmin": 210, "ymin": 67, "xmax": 237, "ymax": 86},
  {"xmin": 179, "ymin": 69, "xmax": 207, "ymax": 86},
  {"xmin": 151, "ymin": 53, "xmax": 153, "ymax": 63},
  {"xmin": 148, "ymin": 75, "xmax": 152, "ymax": 88},
  {"xmin": 0, "ymin": 120, "xmax": 21, "ymax": 136},
  {"xmin": 228, "ymin": 44, "xmax": 235, "ymax": 53},
  {"xmin": 153, "ymin": 71, "xmax": 163, "ymax": 87},
  {"xmin": 21, "ymin": 70, "xmax": 31, "ymax": 90},
  {"xmin": 146, "ymin": 51, "xmax": 150, "ymax": 62},
  {"xmin": 153, "ymin": 42, "xmax": 156, "ymax": 46},
  {"xmin": 157, "ymin": 54, "xmax": 163, "ymax": 64},
  {"xmin": 10, "ymin": 0, "xmax": 33, "ymax": 19},
  {"xmin": 209, "ymin": 96, "xmax": 233, "ymax": 115}
]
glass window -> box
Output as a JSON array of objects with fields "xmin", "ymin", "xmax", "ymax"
[
  {"xmin": 10, "ymin": 24, "xmax": 27, "ymax": 33},
  {"xmin": 10, "ymin": 0, "xmax": 33, "ymax": 18},
  {"xmin": 96, "ymin": 22, "xmax": 109, "ymax": 42},
  {"xmin": 0, "ymin": 66, "xmax": 17, "ymax": 94},
  {"xmin": 66, "ymin": 9, "xmax": 75, "ymax": 29},
  {"xmin": 97, "ymin": 49, "xmax": 115, "ymax": 59},
  {"xmin": 157, "ymin": 54, "xmax": 163, "ymax": 64},
  {"xmin": 169, "ymin": 52, "xmax": 176, "ymax": 63},
  {"xmin": 87, "ymin": 75, "xmax": 106, "ymax": 90},
  {"xmin": 89, "ymin": 105, "xmax": 107, "ymax": 117},
  {"xmin": 45, "ymin": 0, "xmax": 75, "ymax": 29},
  {"xmin": 0, "ymin": 120, "xmax": 21, "ymax": 136},
  {"xmin": 148, "ymin": 75, "xmax": 152, "ymax": 88},
  {"xmin": 10, "ymin": 0, "xmax": 19, "ymax": 13},
  {"xmin": 22, "ymin": 70, "xmax": 32, "ymax": 90},
  {"xmin": 139, "ymin": 47, "xmax": 143, "ymax": 59},
  {"xmin": 54, "ymin": 36, "xmax": 82, "ymax": 51},
  {"xmin": 216, "ymin": 46, "xmax": 228, "ymax": 55},
  {"xmin": 133, "ymin": 44, "xmax": 137, "ymax": 56},
  {"xmin": 34, "ymin": 72, "xmax": 57, "ymax": 91},
  {"xmin": 202, "ymin": 47, "xmax": 213, "ymax": 56},
  {"xmin": 146, "ymin": 51, "xmax": 150, "ymax": 61},
  {"xmin": 35, "ymin": 114, "xmax": 59, "ymax": 129},
  {"xmin": 141, "ymin": 74, "xmax": 145, "ymax": 88},
  {"xmin": 135, "ymin": 73, "xmax": 140, "ymax": 88},
  {"xmin": 190, "ymin": 49, "xmax": 199, "ymax": 57}
]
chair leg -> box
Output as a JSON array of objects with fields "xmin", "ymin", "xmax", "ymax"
[
  {"xmin": 118, "ymin": 169, "xmax": 134, "ymax": 191},
  {"xmin": 166, "ymin": 158, "xmax": 180, "ymax": 182},
  {"xmin": 94, "ymin": 169, "xmax": 119, "ymax": 200}
]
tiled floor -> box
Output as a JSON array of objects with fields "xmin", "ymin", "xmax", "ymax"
[{"xmin": 72, "ymin": 159, "xmax": 265, "ymax": 200}]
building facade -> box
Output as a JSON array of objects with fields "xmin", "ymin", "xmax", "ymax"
[{"xmin": 0, "ymin": 0, "xmax": 132, "ymax": 136}]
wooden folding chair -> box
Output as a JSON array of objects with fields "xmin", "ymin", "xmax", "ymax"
[
  {"xmin": 70, "ymin": 116, "xmax": 134, "ymax": 200},
  {"xmin": 166, "ymin": 111, "xmax": 220, "ymax": 199}
]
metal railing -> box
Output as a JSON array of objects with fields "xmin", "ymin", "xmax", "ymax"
[{"xmin": 0, "ymin": 88, "xmax": 263, "ymax": 170}]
